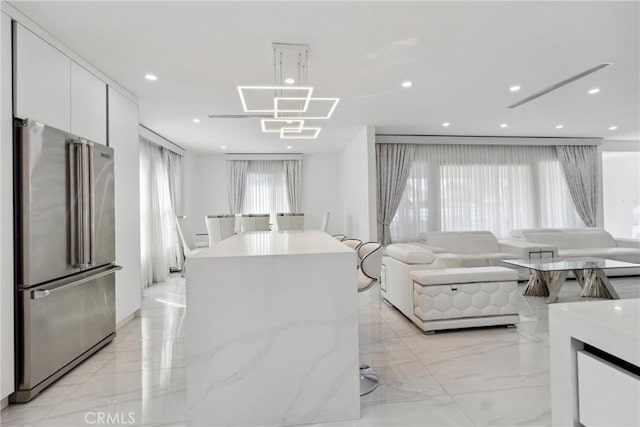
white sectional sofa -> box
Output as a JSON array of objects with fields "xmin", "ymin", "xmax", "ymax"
[
  {"xmin": 511, "ymin": 228, "xmax": 640, "ymax": 276},
  {"xmin": 381, "ymin": 243, "xmax": 520, "ymax": 332},
  {"xmin": 415, "ymin": 231, "xmax": 557, "ymax": 280}
]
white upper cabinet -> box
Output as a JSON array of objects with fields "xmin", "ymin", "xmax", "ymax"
[
  {"xmin": 14, "ymin": 23, "xmax": 108, "ymax": 144},
  {"xmin": 71, "ymin": 62, "xmax": 107, "ymax": 145},
  {"xmin": 14, "ymin": 23, "xmax": 71, "ymax": 132}
]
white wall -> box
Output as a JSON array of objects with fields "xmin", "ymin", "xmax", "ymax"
[
  {"xmin": 184, "ymin": 152, "xmax": 343, "ymax": 235},
  {"xmin": 184, "ymin": 152, "xmax": 227, "ymax": 234},
  {"xmin": 602, "ymin": 151, "xmax": 640, "ymax": 238},
  {"xmin": 339, "ymin": 126, "xmax": 377, "ymax": 242},
  {"xmin": 0, "ymin": 11, "xmax": 15, "ymax": 404},
  {"xmin": 109, "ymin": 88, "xmax": 142, "ymax": 325}
]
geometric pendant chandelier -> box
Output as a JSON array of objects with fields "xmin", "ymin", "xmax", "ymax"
[{"xmin": 237, "ymin": 43, "xmax": 339, "ymax": 139}]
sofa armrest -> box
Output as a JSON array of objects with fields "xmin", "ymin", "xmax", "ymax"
[
  {"xmin": 498, "ymin": 239, "xmax": 558, "ymax": 258},
  {"xmin": 615, "ymin": 238, "xmax": 640, "ymax": 249}
]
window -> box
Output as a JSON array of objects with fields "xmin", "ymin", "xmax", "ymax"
[
  {"xmin": 390, "ymin": 144, "xmax": 584, "ymax": 241},
  {"xmin": 243, "ymin": 161, "xmax": 290, "ymax": 223}
]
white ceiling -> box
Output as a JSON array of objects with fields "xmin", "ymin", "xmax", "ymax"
[{"xmin": 9, "ymin": 1, "xmax": 640, "ymax": 153}]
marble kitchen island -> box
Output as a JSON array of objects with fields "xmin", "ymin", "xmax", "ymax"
[{"xmin": 186, "ymin": 230, "xmax": 360, "ymax": 426}]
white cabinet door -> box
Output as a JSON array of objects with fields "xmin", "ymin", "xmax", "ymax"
[
  {"xmin": 14, "ymin": 23, "xmax": 70, "ymax": 132},
  {"xmin": 107, "ymin": 87, "xmax": 141, "ymax": 325},
  {"xmin": 71, "ymin": 62, "xmax": 107, "ymax": 144}
]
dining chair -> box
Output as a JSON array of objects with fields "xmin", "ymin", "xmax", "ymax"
[
  {"xmin": 241, "ymin": 214, "xmax": 270, "ymax": 232},
  {"xmin": 205, "ymin": 214, "xmax": 236, "ymax": 246},
  {"xmin": 276, "ymin": 213, "xmax": 305, "ymax": 231}
]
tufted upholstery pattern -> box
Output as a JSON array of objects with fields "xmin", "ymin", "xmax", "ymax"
[{"xmin": 413, "ymin": 280, "xmax": 520, "ymax": 321}]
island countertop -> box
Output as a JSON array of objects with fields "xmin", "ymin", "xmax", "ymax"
[
  {"xmin": 191, "ymin": 230, "xmax": 355, "ymax": 258},
  {"xmin": 186, "ymin": 230, "xmax": 360, "ymax": 426}
]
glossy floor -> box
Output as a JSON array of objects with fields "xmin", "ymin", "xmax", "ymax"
[{"xmin": 1, "ymin": 275, "xmax": 638, "ymax": 426}]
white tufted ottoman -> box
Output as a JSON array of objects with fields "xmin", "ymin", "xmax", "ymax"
[{"xmin": 410, "ymin": 267, "xmax": 520, "ymax": 332}]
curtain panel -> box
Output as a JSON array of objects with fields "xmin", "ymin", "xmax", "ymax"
[
  {"xmin": 376, "ymin": 143, "xmax": 416, "ymax": 245},
  {"xmin": 227, "ymin": 160, "xmax": 248, "ymax": 214},
  {"xmin": 243, "ymin": 161, "xmax": 290, "ymax": 223},
  {"xmin": 283, "ymin": 160, "xmax": 302, "ymax": 213},
  {"xmin": 162, "ymin": 149, "xmax": 183, "ymax": 270},
  {"xmin": 140, "ymin": 137, "xmax": 182, "ymax": 286},
  {"xmin": 556, "ymin": 145, "xmax": 599, "ymax": 227},
  {"xmin": 389, "ymin": 144, "xmax": 584, "ymax": 242}
]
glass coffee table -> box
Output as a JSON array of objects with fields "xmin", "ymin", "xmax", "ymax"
[{"xmin": 499, "ymin": 257, "xmax": 640, "ymax": 303}]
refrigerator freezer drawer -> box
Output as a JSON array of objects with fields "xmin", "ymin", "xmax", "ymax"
[{"xmin": 15, "ymin": 266, "xmax": 118, "ymax": 399}]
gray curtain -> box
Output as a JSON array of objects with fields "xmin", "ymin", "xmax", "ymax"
[
  {"xmin": 556, "ymin": 145, "xmax": 599, "ymax": 227},
  {"xmin": 283, "ymin": 160, "xmax": 302, "ymax": 213},
  {"xmin": 376, "ymin": 143, "xmax": 416, "ymax": 245},
  {"xmin": 227, "ymin": 160, "xmax": 248, "ymax": 214}
]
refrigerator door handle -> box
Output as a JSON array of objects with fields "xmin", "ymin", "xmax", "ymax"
[
  {"xmin": 31, "ymin": 265, "xmax": 122, "ymax": 299},
  {"xmin": 68, "ymin": 142, "xmax": 82, "ymax": 267},
  {"xmin": 69, "ymin": 140, "xmax": 95, "ymax": 268},
  {"xmin": 84, "ymin": 142, "xmax": 96, "ymax": 267}
]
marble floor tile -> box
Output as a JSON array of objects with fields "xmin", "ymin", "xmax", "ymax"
[
  {"xmin": 1, "ymin": 274, "xmax": 638, "ymax": 427},
  {"xmin": 451, "ymin": 385, "xmax": 551, "ymax": 426},
  {"xmin": 360, "ymin": 359, "xmax": 448, "ymax": 405},
  {"xmin": 425, "ymin": 340, "xmax": 550, "ymax": 394}
]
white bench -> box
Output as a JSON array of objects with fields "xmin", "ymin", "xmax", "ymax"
[{"xmin": 382, "ymin": 243, "xmax": 520, "ymax": 332}]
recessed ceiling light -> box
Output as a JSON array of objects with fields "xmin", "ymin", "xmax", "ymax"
[
  {"xmin": 284, "ymin": 78, "xmax": 295, "ymax": 85},
  {"xmin": 588, "ymin": 88, "xmax": 600, "ymax": 94},
  {"xmin": 192, "ymin": 118, "xmax": 200, "ymax": 123},
  {"xmin": 500, "ymin": 123, "xmax": 508, "ymax": 128},
  {"xmin": 442, "ymin": 122, "xmax": 450, "ymax": 127},
  {"xmin": 286, "ymin": 145, "xmax": 293, "ymax": 150},
  {"xmin": 608, "ymin": 125, "xmax": 618, "ymax": 130},
  {"xmin": 144, "ymin": 74, "xmax": 158, "ymax": 81},
  {"xmin": 509, "ymin": 85, "xmax": 521, "ymax": 92},
  {"xmin": 555, "ymin": 124, "xmax": 563, "ymax": 129},
  {"xmin": 221, "ymin": 145, "xmax": 227, "ymax": 149},
  {"xmin": 402, "ymin": 81, "xmax": 412, "ymax": 88}
]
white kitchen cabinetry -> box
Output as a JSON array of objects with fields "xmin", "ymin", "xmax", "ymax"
[
  {"xmin": 107, "ymin": 87, "xmax": 141, "ymax": 325},
  {"xmin": 14, "ymin": 23, "xmax": 107, "ymax": 144},
  {"xmin": 14, "ymin": 23, "xmax": 70, "ymax": 132},
  {"xmin": 71, "ymin": 62, "xmax": 106, "ymax": 145}
]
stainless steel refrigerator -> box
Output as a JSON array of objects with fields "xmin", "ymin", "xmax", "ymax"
[{"xmin": 12, "ymin": 118, "xmax": 121, "ymax": 403}]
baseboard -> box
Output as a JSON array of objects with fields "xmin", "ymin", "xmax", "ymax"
[
  {"xmin": 116, "ymin": 308, "xmax": 141, "ymax": 330},
  {"xmin": 1, "ymin": 396, "xmax": 8, "ymax": 411}
]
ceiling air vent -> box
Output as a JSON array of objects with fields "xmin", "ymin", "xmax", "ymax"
[{"xmin": 508, "ymin": 62, "xmax": 613, "ymax": 109}]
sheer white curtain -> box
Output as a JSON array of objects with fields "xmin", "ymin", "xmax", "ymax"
[
  {"xmin": 140, "ymin": 138, "xmax": 182, "ymax": 286},
  {"xmin": 243, "ymin": 161, "xmax": 290, "ymax": 223},
  {"xmin": 390, "ymin": 144, "xmax": 583, "ymax": 241},
  {"xmin": 162, "ymin": 149, "xmax": 183, "ymax": 270}
]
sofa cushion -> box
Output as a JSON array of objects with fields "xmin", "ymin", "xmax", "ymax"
[
  {"xmin": 435, "ymin": 253, "xmax": 464, "ymax": 268},
  {"xmin": 565, "ymin": 229, "xmax": 616, "ymax": 249},
  {"xmin": 420, "ymin": 232, "xmax": 466, "ymax": 254},
  {"xmin": 521, "ymin": 230, "xmax": 569, "ymax": 250},
  {"xmin": 462, "ymin": 232, "xmax": 500, "ymax": 254},
  {"xmin": 485, "ymin": 252, "xmax": 520, "ymax": 261},
  {"xmin": 410, "ymin": 266, "xmax": 518, "ymax": 286},
  {"xmin": 457, "ymin": 254, "xmax": 490, "ymax": 268},
  {"xmin": 385, "ymin": 243, "xmax": 437, "ymax": 265},
  {"xmin": 558, "ymin": 247, "xmax": 640, "ymax": 264}
]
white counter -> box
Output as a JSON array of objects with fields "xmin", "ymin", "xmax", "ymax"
[
  {"xmin": 549, "ymin": 298, "xmax": 640, "ymax": 426},
  {"xmin": 186, "ymin": 231, "xmax": 360, "ymax": 426}
]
